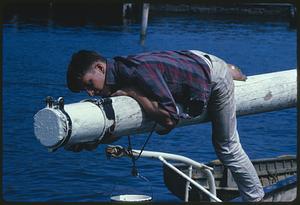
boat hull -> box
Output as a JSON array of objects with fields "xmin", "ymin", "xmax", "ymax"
[{"xmin": 163, "ymin": 155, "xmax": 297, "ymax": 201}]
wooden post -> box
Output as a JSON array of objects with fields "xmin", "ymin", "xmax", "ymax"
[
  {"xmin": 123, "ymin": 3, "xmax": 132, "ymax": 18},
  {"xmin": 289, "ymin": 5, "xmax": 297, "ymax": 28},
  {"xmin": 140, "ymin": 3, "xmax": 150, "ymax": 37}
]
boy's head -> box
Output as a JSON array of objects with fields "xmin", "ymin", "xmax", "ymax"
[{"xmin": 67, "ymin": 50, "xmax": 109, "ymax": 96}]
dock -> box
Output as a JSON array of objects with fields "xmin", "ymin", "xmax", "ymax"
[{"xmin": 4, "ymin": 1, "xmax": 298, "ymax": 40}]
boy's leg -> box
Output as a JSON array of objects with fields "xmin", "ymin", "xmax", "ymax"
[{"xmin": 208, "ymin": 58, "xmax": 264, "ymax": 202}]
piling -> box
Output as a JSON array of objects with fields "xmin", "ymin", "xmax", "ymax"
[
  {"xmin": 289, "ymin": 5, "xmax": 297, "ymax": 28},
  {"xmin": 123, "ymin": 3, "xmax": 133, "ymax": 19},
  {"xmin": 140, "ymin": 3, "xmax": 150, "ymax": 37}
]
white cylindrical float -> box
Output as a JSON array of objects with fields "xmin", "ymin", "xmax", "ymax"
[{"xmin": 33, "ymin": 69, "xmax": 297, "ymax": 151}]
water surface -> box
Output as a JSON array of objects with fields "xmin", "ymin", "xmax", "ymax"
[{"xmin": 3, "ymin": 11, "xmax": 297, "ymax": 202}]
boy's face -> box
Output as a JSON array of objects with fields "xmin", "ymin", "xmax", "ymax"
[{"xmin": 81, "ymin": 62, "xmax": 110, "ymax": 97}]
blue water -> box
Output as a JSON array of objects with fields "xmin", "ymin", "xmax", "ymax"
[{"xmin": 3, "ymin": 11, "xmax": 297, "ymax": 202}]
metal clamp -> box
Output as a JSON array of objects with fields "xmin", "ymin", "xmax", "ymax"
[{"xmin": 106, "ymin": 145, "xmax": 127, "ymax": 159}]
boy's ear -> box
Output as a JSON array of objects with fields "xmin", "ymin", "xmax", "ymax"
[{"xmin": 95, "ymin": 62, "xmax": 105, "ymax": 74}]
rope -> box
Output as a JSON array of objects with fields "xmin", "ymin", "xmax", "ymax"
[{"xmin": 127, "ymin": 122, "xmax": 157, "ymax": 176}]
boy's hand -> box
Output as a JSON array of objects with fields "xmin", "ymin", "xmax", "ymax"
[
  {"xmin": 64, "ymin": 141, "xmax": 100, "ymax": 152},
  {"xmin": 111, "ymin": 90, "xmax": 129, "ymax": 97},
  {"xmin": 156, "ymin": 127, "xmax": 172, "ymax": 135},
  {"xmin": 64, "ymin": 133, "xmax": 121, "ymax": 152}
]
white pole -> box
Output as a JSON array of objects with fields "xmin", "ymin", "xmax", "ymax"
[
  {"xmin": 112, "ymin": 69, "xmax": 297, "ymax": 135},
  {"xmin": 141, "ymin": 3, "xmax": 150, "ymax": 36},
  {"xmin": 34, "ymin": 69, "xmax": 297, "ymax": 149}
]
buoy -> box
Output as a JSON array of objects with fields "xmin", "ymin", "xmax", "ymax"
[{"xmin": 110, "ymin": 194, "xmax": 152, "ymax": 202}]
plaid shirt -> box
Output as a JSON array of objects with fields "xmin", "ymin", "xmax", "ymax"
[{"xmin": 106, "ymin": 50, "xmax": 212, "ymax": 122}]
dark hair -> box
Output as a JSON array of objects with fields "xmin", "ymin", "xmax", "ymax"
[{"xmin": 67, "ymin": 50, "xmax": 106, "ymax": 92}]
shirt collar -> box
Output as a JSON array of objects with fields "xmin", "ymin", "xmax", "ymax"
[{"xmin": 105, "ymin": 59, "xmax": 117, "ymax": 86}]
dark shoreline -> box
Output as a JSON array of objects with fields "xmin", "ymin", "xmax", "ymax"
[
  {"xmin": 4, "ymin": 1, "xmax": 296, "ymax": 16},
  {"xmin": 3, "ymin": 2, "xmax": 296, "ymax": 27},
  {"xmin": 150, "ymin": 3, "xmax": 294, "ymax": 17}
]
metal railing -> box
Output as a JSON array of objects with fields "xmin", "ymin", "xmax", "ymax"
[{"xmin": 106, "ymin": 145, "xmax": 222, "ymax": 202}]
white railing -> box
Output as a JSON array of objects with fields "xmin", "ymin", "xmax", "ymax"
[{"xmin": 106, "ymin": 146, "xmax": 222, "ymax": 202}]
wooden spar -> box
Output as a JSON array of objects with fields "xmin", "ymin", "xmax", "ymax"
[
  {"xmin": 33, "ymin": 69, "xmax": 297, "ymax": 150},
  {"xmin": 110, "ymin": 69, "xmax": 297, "ymax": 136},
  {"xmin": 235, "ymin": 69, "xmax": 296, "ymax": 116}
]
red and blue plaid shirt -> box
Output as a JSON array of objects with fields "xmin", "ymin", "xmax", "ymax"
[{"xmin": 106, "ymin": 50, "xmax": 212, "ymax": 123}]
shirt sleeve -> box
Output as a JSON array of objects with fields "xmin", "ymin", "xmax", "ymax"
[{"xmin": 121, "ymin": 62, "xmax": 180, "ymax": 123}]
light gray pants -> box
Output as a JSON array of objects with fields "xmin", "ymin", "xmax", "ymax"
[{"xmin": 190, "ymin": 50, "xmax": 265, "ymax": 202}]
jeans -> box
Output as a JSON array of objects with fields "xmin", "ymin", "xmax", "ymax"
[{"xmin": 189, "ymin": 50, "xmax": 265, "ymax": 202}]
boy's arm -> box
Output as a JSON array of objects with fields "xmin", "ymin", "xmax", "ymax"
[
  {"xmin": 111, "ymin": 87, "xmax": 177, "ymax": 134},
  {"xmin": 64, "ymin": 87, "xmax": 175, "ymax": 152}
]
